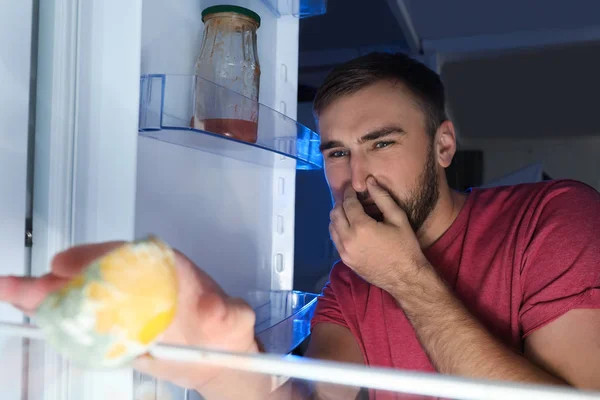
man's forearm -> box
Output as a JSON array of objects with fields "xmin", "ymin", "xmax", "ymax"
[{"xmin": 390, "ymin": 263, "xmax": 565, "ymax": 385}]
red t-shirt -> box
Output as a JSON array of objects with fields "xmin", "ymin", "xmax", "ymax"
[{"xmin": 311, "ymin": 180, "xmax": 600, "ymax": 387}]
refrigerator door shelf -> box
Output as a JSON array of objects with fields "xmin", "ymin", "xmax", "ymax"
[
  {"xmin": 246, "ymin": 290, "xmax": 318, "ymax": 354},
  {"xmin": 261, "ymin": 0, "xmax": 327, "ymax": 18},
  {"xmin": 134, "ymin": 289, "xmax": 319, "ymax": 400},
  {"xmin": 139, "ymin": 74, "xmax": 323, "ymax": 170}
]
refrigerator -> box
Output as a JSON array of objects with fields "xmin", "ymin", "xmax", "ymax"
[
  {"xmin": 2, "ymin": 0, "xmax": 326, "ymax": 398},
  {"xmin": 1, "ymin": 1, "xmax": 599, "ymax": 399}
]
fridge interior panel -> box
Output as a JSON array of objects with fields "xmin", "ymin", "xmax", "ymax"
[
  {"xmin": 0, "ymin": 0, "xmax": 34, "ymax": 397},
  {"xmin": 135, "ymin": 136, "xmax": 277, "ymax": 297}
]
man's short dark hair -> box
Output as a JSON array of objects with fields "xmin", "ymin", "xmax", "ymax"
[{"xmin": 313, "ymin": 52, "xmax": 447, "ymax": 137}]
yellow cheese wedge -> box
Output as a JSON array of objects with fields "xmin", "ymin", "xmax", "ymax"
[{"xmin": 35, "ymin": 236, "xmax": 178, "ymax": 368}]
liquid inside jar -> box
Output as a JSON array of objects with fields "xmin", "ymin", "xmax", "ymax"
[{"xmin": 192, "ymin": 117, "xmax": 258, "ymax": 144}]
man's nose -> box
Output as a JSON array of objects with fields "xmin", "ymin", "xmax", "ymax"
[{"xmin": 350, "ymin": 154, "xmax": 369, "ymax": 194}]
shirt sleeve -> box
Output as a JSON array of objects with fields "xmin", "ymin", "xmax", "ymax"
[
  {"xmin": 519, "ymin": 180, "xmax": 600, "ymax": 338},
  {"xmin": 310, "ymin": 261, "xmax": 350, "ymax": 330}
]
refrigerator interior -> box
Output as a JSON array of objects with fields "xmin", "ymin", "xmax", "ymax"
[
  {"xmin": 133, "ymin": 0, "xmax": 323, "ymax": 398},
  {"xmin": 8, "ymin": 0, "xmax": 321, "ymax": 398},
  {"xmin": 135, "ymin": 0, "xmax": 301, "ymax": 298}
]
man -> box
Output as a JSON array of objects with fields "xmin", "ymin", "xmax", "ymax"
[{"xmin": 1, "ymin": 52, "xmax": 599, "ymax": 399}]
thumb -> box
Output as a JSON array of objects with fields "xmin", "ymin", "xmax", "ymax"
[
  {"xmin": 0, "ymin": 274, "xmax": 68, "ymax": 315},
  {"xmin": 367, "ymin": 177, "xmax": 407, "ymax": 226}
]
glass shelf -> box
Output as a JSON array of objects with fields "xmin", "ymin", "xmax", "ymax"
[
  {"xmin": 138, "ymin": 74, "xmax": 323, "ymax": 170},
  {"xmin": 261, "ymin": 0, "xmax": 327, "ymax": 18}
]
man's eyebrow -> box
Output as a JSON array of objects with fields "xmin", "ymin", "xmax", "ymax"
[
  {"xmin": 319, "ymin": 139, "xmax": 344, "ymax": 153},
  {"xmin": 319, "ymin": 127, "xmax": 405, "ymax": 153},
  {"xmin": 358, "ymin": 127, "xmax": 405, "ymax": 144}
]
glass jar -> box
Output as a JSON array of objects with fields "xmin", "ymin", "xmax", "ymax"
[{"xmin": 193, "ymin": 5, "xmax": 261, "ymax": 143}]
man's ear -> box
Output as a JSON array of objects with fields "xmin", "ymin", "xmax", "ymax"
[{"xmin": 435, "ymin": 120, "xmax": 456, "ymax": 169}]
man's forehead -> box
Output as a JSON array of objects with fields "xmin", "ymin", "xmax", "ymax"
[
  {"xmin": 317, "ymin": 83, "xmax": 424, "ymax": 140},
  {"xmin": 319, "ymin": 101, "xmax": 408, "ymax": 139}
]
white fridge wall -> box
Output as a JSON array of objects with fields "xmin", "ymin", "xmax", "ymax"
[
  {"xmin": 136, "ymin": 138, "xmax": 277, "ymax": 295},
  {"xmin": 0, "ymin": 0, "xmax": 33, "ymax": 398},
  {"xmin": 136, "ymin": 0, "xmax": 299, "ymax": 294}
]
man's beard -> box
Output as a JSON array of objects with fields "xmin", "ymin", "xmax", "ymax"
[{"xmin": 360, "ymin": 142, "xmax": 439, "ymax": 233}]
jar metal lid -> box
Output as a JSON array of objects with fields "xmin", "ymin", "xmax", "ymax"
[{"xmin": 202, "ymin": 5, "xmax": 261, "ymax": 27}]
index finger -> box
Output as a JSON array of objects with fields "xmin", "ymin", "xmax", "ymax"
[
  {"xmin": 342, "ymin": 186, "xmax": 369, "ymax": 225},
  {"xmin": 0, "ymin": 241, "xmax": 127, "ymax": 314},
  {"xmin": 51, "ymin": 241, "xmax": 125, "ymax": 277},
  {"xmin": 0, "ymin": 274, "xmax": 68, "ymax": 315},
  {"xmin": 367, "ymin": 177, "xmax": 406, "ymax": 226}
]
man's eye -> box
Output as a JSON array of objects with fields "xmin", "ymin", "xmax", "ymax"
[
  {"xmin": 375, "ymin": 141, "xmax": 394, "ymax": 149},
  {"xmin": 328, "ymin": 150, "xmax": 348, "ymax": 158}
]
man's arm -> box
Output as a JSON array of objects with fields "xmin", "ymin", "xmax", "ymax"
[
  {"xmin": 389, "ymin": 265, "xmax": 567, "ymax": 385},
  {"xmin": 270, "ymin": 322, "xmax": 365, "ymax": 400},
  {"xmin": 525, "ymin": 309, "xmax": 600, "ymax": 389},
  {"xmin": 304, "ymin": 323, "xmax": 366, "ymax": 399},
  {"xmin": 305, "ymin": 323, "xmax": 364, "ymax": 365}
]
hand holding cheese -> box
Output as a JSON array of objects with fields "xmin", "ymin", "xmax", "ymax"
[
  {"xmin": 34, "ymin": 236, "xmax": 178, "ymax": 368},
  {"xmin": 0, "ymin": 238, "xmax": 261, "ymax": 394}
]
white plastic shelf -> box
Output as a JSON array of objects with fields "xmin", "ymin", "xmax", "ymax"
[{"xmin": 246, "ymin": 290, "xmax": 318, "ymax": 354}]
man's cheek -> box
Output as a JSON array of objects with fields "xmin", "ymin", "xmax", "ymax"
[{"xmin": 330, "ymin": 189, "xmax": 345, "ymax": 206}]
